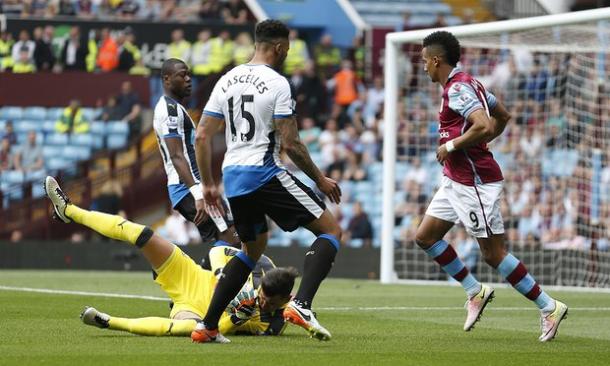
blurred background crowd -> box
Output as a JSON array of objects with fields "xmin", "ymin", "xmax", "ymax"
[{"xmin": 1, "ymin": 0, "xmax": 609, "ymax": 257}]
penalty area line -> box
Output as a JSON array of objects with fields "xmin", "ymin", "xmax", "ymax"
[{"xmin": 1, "ymin": 285, "xmax": 609, "ymax": 311}]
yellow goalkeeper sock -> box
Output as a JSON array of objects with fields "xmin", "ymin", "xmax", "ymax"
[
  {"xmin": 64, "ymin": 204, "xmax": 152, "ymax": 247},
  {"xmin": 108, "ymin": 317, "xmax": 197, "ymax": 336}
]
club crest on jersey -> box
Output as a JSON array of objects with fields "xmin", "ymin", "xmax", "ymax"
[{"xmin": 168, "ymin": 116, "xmax": 178, "ymax": 129}]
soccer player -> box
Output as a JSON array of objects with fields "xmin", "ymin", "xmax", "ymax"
[
  {"xmin": 44, "ymin": 176, "xmax": 295, "ymax": 340},
  {"xmin": 415, "ymin": 31, "xmax": 568, "ymax": 342},
  {"xmin": 192, "ymin": 19, "xmax": 343, "ymax": 343},
  {"xmin": 153, "ymin": 58, "xmax": 239, "ymax": 250}
]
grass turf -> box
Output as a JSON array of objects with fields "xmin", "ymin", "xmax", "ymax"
[{"xmin": 1, "ymin": 270, "xmax": 609, "ymax": 366}]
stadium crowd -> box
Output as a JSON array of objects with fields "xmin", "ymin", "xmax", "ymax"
[
  {"xmin": 1, "ymin": 1, "xmax": 609, "ymax": 252},
  {"xmin": 0, "ymin": 0, "xmax": 250, "ymax": 23}
]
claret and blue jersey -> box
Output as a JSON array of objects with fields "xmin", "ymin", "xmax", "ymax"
[{"xmin": 439, "ymin": 67, "xmax": 503, "ymax": 186}]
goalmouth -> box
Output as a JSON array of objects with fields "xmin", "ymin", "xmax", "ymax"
[{"xmin": 381, "ymin": 8, "xmax": 610, "ymax": 285}]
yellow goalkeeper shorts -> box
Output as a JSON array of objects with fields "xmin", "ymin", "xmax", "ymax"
[{"xmin": 154, "ymin": 245, "xmax": 217, "ymax": 319}]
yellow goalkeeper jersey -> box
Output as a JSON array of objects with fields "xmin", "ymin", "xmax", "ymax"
[{"xmin": 154, "ymin": 244, "xmax": 287, "ymax": 336}]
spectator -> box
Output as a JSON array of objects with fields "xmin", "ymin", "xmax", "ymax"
[
  {"xmin": 397, "ymin": 11, "xmax": 414, "ymax": 32},
  {"xmin": 346, "ymin": 202, "xmax": 373, "ymax": 246},
  {"xmin": 222, "ymin": 0, "xmax": 248, "ymax": 24},
  {"xmin": 519, "ymin": 124, "xmax": 543, "ymax": 159},
  {"xmin": 314, "ymin": 34, "xmax": 341, "ymax": 80},
  {"xmin": 525, "ymin": 59, "xmax": 549, "ymax": 102},
  {"xmin": 0, "ymin": 137, "xmax": 14, "ymax": 172},
  {"xmin": 461, "ymin": 8, "xmax": 475, "ymax": 24},
  {"xmin": 432, "ymin": 13, "xmax": 448, "ymax": 28},
  {"xmin": 319, "ymin": 118, "xmax": 342, "ymax": 167},
  {"xmin": 13, "ymin": 131, "xmax": 44, "ymax": 174},
  {"xmin": 75, "ymin": 0, "xmax": 96, "ymax": 18},
  {"xmin": 167, "ymin": 29, "xmax": 191, "ymax": 65},
  {"xmin": 58, "ymin": 0, "xmax": 77, "ymax": 16},
  {"xmin": 325, "ymin": 148, "xmax": 346, "ymax": 181},
  {"xmin": 22, "ymin": 0, "xmax": 47, "ymax": 16},
  {"xmin": 97, "ymin": 28, "xmax": 119, "ymax": 71},
  {"xmin": 98, "ymin": 96, "xmax": 123, "ymax": 121},
  {"xmin": 191, "ymin": 29, "xmax": 213, "ymax": 77},
  {"xmin": 91, "ymin": 180, "xmax": 126, "ymax": 217},
  {"xmin": 2, "ymin": 121, "xmax": 17, "ymax": 145},
  {"xmin": 11, "ymin": 30, "xmax": 35, "ymax": 66},
  {"xmin": 295, "ymin": 60, "xmax": 326, "ymax": 119},
  {"xmin": 343, "ymin": 152, "xmax": 367, "ymax": 182},
  {"xmin": 159, "ymin": 210, "xmax": 202, "ymax": 246},
  {"xmin": 299, "ymin": 117, "xmax": 321, "ymax": 152},
  {"xmin": 198, "ymin": 0, "xmax": 222, "ymax": 20},
  {"xmin": 61, "ymin": 26, "xmax": 88, "ymax": 71},
  {"xmin": 157, "ymin": 0, "xmax": 178, "ymax": 19},
  {"xmin": 115, "ymin": 81, "xmax": 142, "ymax": 139},
  {"xmin": 33, "ymin": 25, "xmax": 56, "ymax": 71},
  {"xmin": 363, "ymin": 76, "xmax": 384, "ymax": 123},
  {"xmin": 284, "ymin": 29, "xmax": 309, "ymax": 75},
  {"xmin": 404, "ymin": 156, "xmax": 428, "ymax": 185},
  {"xmin": 209, "ymin": 30, "xmax": 234, "ymax": 73},
  {"xmin": 454, "ymin": 228, "xmax": 479, "ymax": 274},
  {"xmin": 10, "ymin": 229, "xmax": 23, "ymax": 243},
  {"xmin": 137, "ymin": 0, "xmax": 162, "ymax": 20},
  {"xmin": 347, "ymin": 35, "xmax": 365, "ymax": 81},
  {"xmin": 85, "ymin": 29, "xmax": 101, "ymax": 72},
  {"xmin": 12, "ymin": 47, "xmax": 36, "ymax": 73},
  {"xmin": 56, "ymin": 99, "xmax": 90, "ymax": 134},
  {"xmin": 0, "ymin": 30, "xmax": 14, "ymax": 71},
  {"xmin": 117, "ymin": 29, "xmax": 140, "ymax": 71},
  {"xmin": 129, "ymin": 58, "xmax": 150, "ymax": 76},
  {"xmin": 518, "ymin": 204, "xmax": 541, "ymax": 242},
  {"xmin": 233, "ymin": 32, "xmax": 254, "ymax": 65},
  {"xmin": 328, "ymin": 60, "xmax": 360, "ymax": 123},
  {"xmin": 546, "ymin": 98, "xmax": 566, "ymax": 130},
  {"xmin": 117, "ymin": 0, "xmax": 140, "ymax": 18}
]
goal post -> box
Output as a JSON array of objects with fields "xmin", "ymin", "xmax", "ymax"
[{"xmin": 381, "ymin": 8, "xmax": 610, "ymax": 285}]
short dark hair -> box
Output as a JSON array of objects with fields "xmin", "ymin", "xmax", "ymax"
[
  {"xmin": 422, "ymin": 31, "xmax": 461, "ymax": 67},
  {"xmin": 161, "ymin": 58, "xmax": 186, "ymax": 77},
  {"xmin": 255, "ymin": 19, "xmax": 289, "ymax": 44},
  {"xmin": 261, "ymin": 267, "xmax": 299, "ymax": 297}
]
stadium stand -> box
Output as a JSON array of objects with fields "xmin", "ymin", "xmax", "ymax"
[{"xmin": 1, "ymin": 0, "xmax": 609, "ymax": 259}]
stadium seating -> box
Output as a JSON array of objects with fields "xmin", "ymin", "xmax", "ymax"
[
  {"xmin": 0, "ymin": 106, "xmax": 130, "ymax": 207},
  {"xmin": 350, "ymin": 0, "xmax": 462, "ymax": 27}
]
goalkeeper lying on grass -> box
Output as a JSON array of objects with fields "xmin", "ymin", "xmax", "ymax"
[{"xmin": 44, "ymin": 176, "xmax": 297, "ymax": 342}]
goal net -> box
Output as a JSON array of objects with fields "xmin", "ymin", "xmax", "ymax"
[{"xmin": 381, "ymin": 8, "xmax": 610, "ymax": 288}]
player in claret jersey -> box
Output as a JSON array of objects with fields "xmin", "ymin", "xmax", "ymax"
[{"xmin": 415, "ymin": 30, "xmax": 568, "ymax": 342}]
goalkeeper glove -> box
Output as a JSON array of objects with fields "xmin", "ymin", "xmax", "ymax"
[{"xmin": 226, "ymin": 284, "xmax": 257, "ymax": 325}]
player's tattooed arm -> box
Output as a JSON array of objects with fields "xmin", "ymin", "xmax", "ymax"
[
  {"xmin": 487, "ymin": 100, "xmax": 512, "ymax": 142},
  {"xmin": 195, "ymin": 114, "xmax": 226, "ymax": 212},
  {"xmin": 275, "ymin": 116, "xmax": 324, "ymax": 183},
  {"xmin": 275, "ymin": 116, "xmax": 342, "ymax": 203},
  {"xmin": 195, "ymin": 114, "xmax": 224, "ymax": 186}
]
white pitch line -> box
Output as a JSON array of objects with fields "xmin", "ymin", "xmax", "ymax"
[
  {"xmin": 0, "ymin": 285, "xmax": 167, "ymax": 302},
  {"xmin": 1, "ymin": 285, "xmax": 610, "ymax": 311}
]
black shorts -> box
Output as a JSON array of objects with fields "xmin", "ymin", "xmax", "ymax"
[
  {"xmin": 174, "ymin": 194, "xmax": 233, "ymax": 244},
  {"xmin": 228, "ymin": 171, "xmax": 326, "ymax": 242}
]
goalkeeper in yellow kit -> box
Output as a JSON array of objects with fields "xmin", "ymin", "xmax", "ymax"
[{"xmin": 44, "ymin": 176, "xmax": 296, "ymax": 341}]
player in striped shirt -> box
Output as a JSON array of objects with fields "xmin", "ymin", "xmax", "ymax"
[{"xmin": 152, "ymin": 58, "xmax": 239, "ymax": 255}]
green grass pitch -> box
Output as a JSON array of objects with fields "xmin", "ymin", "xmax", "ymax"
[{"xmin": 1, "ymin": 270, "xmax": 609, "ymax": 366}]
